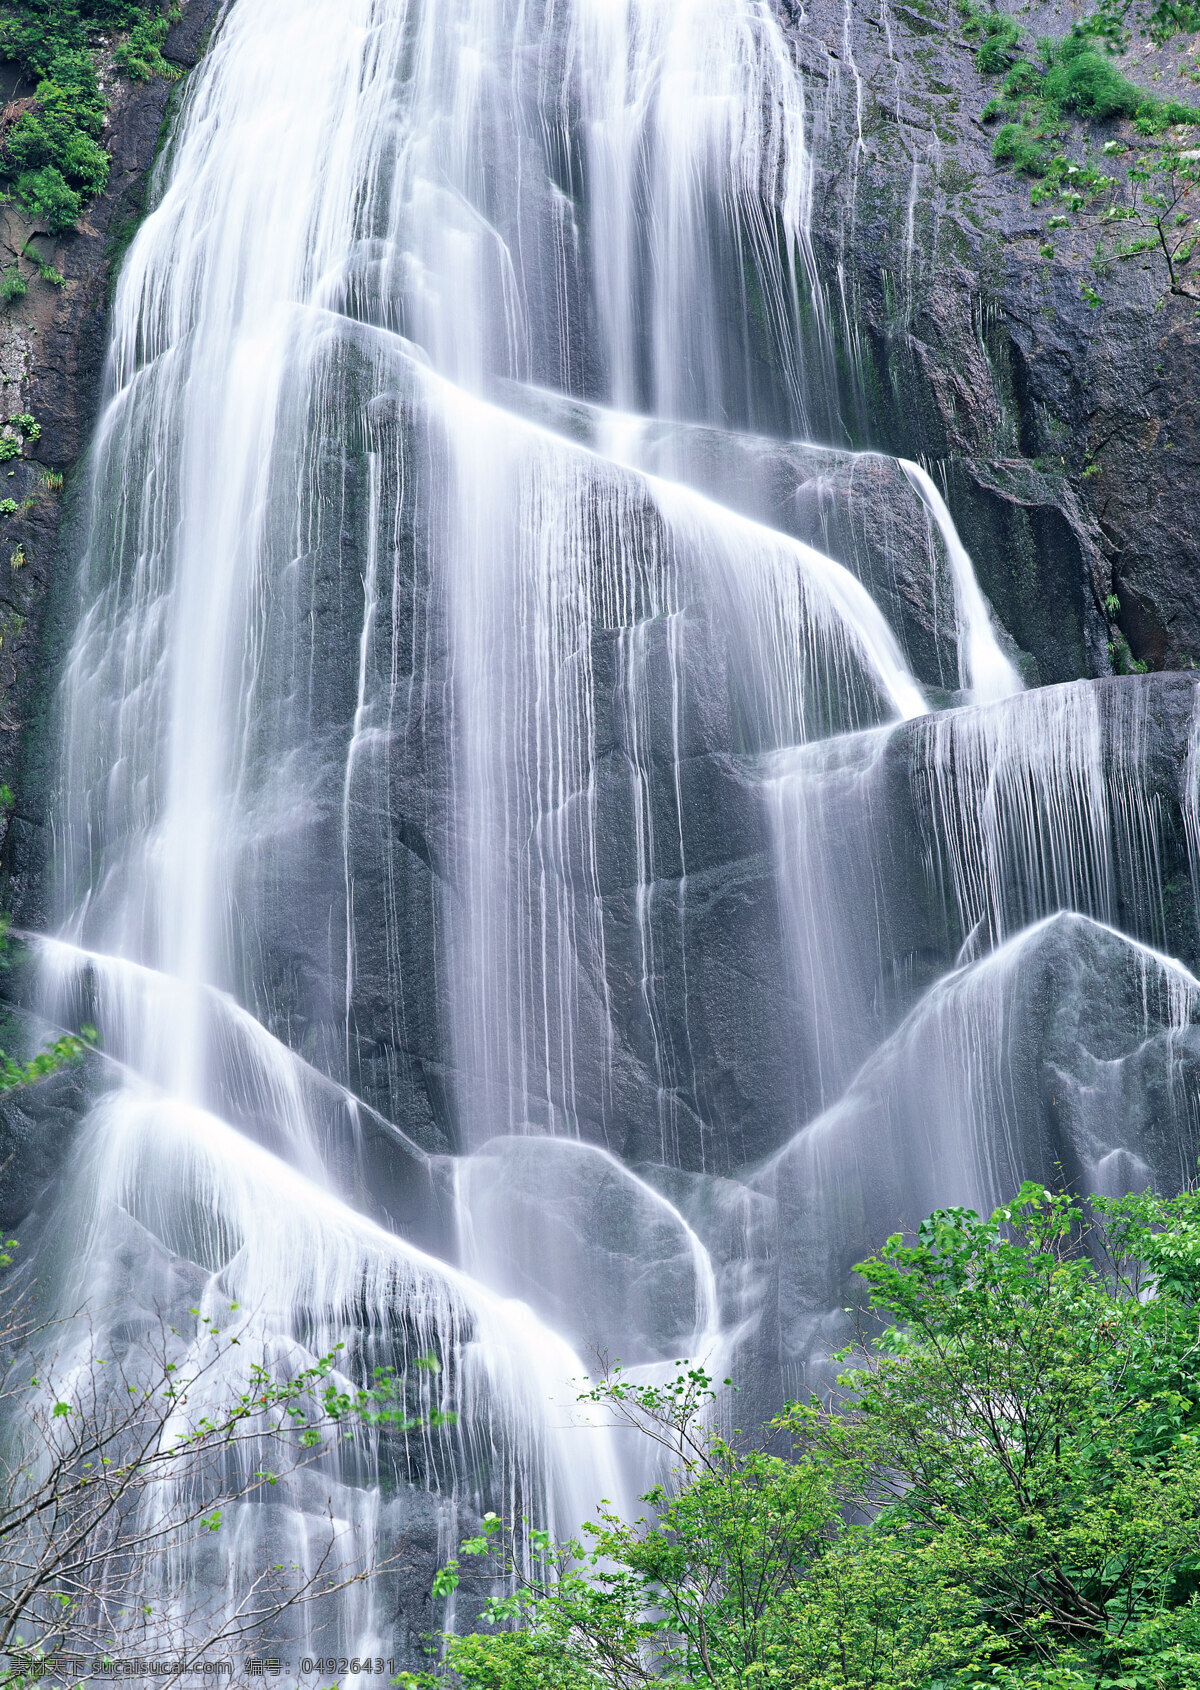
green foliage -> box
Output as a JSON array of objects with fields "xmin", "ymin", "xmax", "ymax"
[
  {"xmin": 0, "ymin": 1258, "xmax": 459, "ymax": 1670},
  {"xmin": 0, "ymin": 267, "xmax": 27, "ymax": 306},
  {"xmin": 1028, "ymin": 144, "xmax": 1200, "ymax": 297},
  {"xmin": 975, "ymin": 12, "xmax": 1200, "ymax": 130},
  {"xmin": 14, "ymin": 166, "xmax": 81, "ymax": 234},
  {"xmin": 1114, "ymin": 148, "xmax": 1200, "ymax": 291},
  {"xmin": 418, "ymin": 1182, "xmax": 1200, "ymax": 1689},
  {"xmin": 961, "ymin": 3, "xmax": 1023, "ymax": 73},
  {"xmin": 0, "ymin": 2, "xmax": 181, "ymax": 231},
  {"xmin": 1146, "ymin": 0, "xmax": 1200, "ymax": 42},
  {"xmin": 970, "ymin": 7, "xmax": 1200, "ymax": 299},
  {"xmin": 113, "ymin": 8, "xmax": 179, "ymax": 81},
  {"xmin": 993, "ymin": 123, "xmax": 1051, "ymax": 175},
  {"xmin": 979, "ymin": 18, "xmax": 1022, "ymax": 74},
  {"xmin": 0, "ymin": 417, "xmax": 39, "ymax": 461},
  {"xmin": 0, "ymin": 1025, "xmax": 97, "ymax": 1092},
  {"xmin": 23, "ymin": 243, "xmax": 67, "ymax": 286},
  {"xmin": 1046, "ymin": 39, "xmax": 1146, "ymax": 119}
]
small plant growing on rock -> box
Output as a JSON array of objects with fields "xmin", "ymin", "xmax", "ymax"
[
  {"xmin": 993, "ymin": 122, "xmax": 1052, "ymax": 175},
  {"xmin": 1115, "ymin": 147, "xmax": 1200, "ymax": 292},
  {"xmin": 0, "ymin": 268, "xmax": 27, "ymax": 307},
  {"xmin": 0, "ymin": 414, "xmax": 41, "ymax": 464},
  {"xmin": 22, "ymin": 245, "xmax": 66, "ymax": 288},
  {"xmin": 115, "ymin": 8, "xmax": 183, "ymax": 84},
  {"xmin": 969, "ymin": 3, "xmax": 1200, "ymax": 298}
]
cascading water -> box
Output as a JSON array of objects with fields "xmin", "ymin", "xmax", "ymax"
[{"xmin": 8, "ymin": 0, "xmax": 1200, "ymax": 1664}]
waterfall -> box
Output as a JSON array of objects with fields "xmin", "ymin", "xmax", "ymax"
[{"xmin": 8, "ymin": 0, "xmax": 1200, "ymax": 1664}]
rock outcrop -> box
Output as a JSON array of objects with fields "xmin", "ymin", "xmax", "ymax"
[
  {"xmin": 0, "ymin": 0, "xmax": 223, "ymax": 900},
  {"xmin": 2, "ymin": 0, "xmax": 1197, "ymax": 895},
  {"xmin": 793, "ymin": 0, "xmax": 1200, "ymax": 680}
]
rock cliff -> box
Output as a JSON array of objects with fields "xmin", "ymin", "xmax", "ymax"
[
  {"xmin": 0, "ymin": 0, "xmax": 1198, "ymax": 1265},
  {"xmin": 0, "ymin": 0, "xmax": 223, "ymax": 900},
  {"xmin": 794, "ymin": 0, "xmax": 1200, "ymax": 682},
  {"xmin": 3, "ymin": 0, "xmax": 1198, "ymax": 900}
]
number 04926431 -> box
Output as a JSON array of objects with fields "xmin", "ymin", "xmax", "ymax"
[{"xmin": 299, "ymin": 1659, "xmax": 398, "ymax": 1676}]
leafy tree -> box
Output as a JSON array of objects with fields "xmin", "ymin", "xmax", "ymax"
[
  {"xmin": 413, "ymin": 1181, "xmax": 1200, "ymax": 1689},
  {"xmin": 1112, "ymin": 146, "xmax": 1200, "ymax": 295},
  {"xmin": 0, "ymin": 1301, "xmax": 434, "ymax": 1684}
]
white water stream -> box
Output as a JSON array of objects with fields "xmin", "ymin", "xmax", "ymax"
[{"xmin": 13, "ymin": 0, "xmax": 1197, "ymax": 1666}]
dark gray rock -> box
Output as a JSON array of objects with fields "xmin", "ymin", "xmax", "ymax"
[
  {"xmin": 496, "ymin": 386, "xmax": 975, "ymax": 695},
  {"xmin": 455, "ymin": 1134, "xmax": 709, "ymax": 1362},
  {"xmin": 0, "ymin": 1050, "xmax": 99, "ymax": 1234},
  {"xmin": 756, "ymin": 909, "xmax": 1200, "ymax": 1378},
  {"xmin": 787, "ymin": 0, "xmax": 1200, "ymax": 679},
  {"xmin": 164, "ymin": 0, "xmax": 227, "ymax": 68}
]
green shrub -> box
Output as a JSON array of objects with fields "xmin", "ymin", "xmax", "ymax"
[
  {"xmin": 981, "ymin": 94, "xmax": 1017, "ymax": 121},
  {"xmin": 1147, "ymin": 0, "xmax": 1200, "ymax": 41},
  {"xmin": 425, "ymin": 1182, "xmax": 1200, "ymax": 1690},
  {"xmin": 7, "ymin": 111, "xmax": 110, "ymax": 195},
  {"xmin": 1044, "ymin": 40, "xmax": 1150, "ymax": 119},
  {"xmin": 993, "ymin": 122, "xmax": 1050, "ymax": 174},
  {"xmin": 0, "ymin": 2, "xmax": 179, "ymax": 232},
  {"xmin": 15, "ymin": 166, "xmax": 82, "ymax": 233},
  {"xmin": 1003, "ymin": 58, "xmax": 1040, "ymax": 98},
  {"xmin": 977, "ymin": 14, "xmax": 1022, "ymax": 72},
  {"xmin": 0, "ymin": 267, "xmax": 27, "ymax": 305},
  {"xmin": 114, "ymin": 13, "xmax": 179, "ymax": 82}
]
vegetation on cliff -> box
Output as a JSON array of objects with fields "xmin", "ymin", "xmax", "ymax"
[
  {"xmin": 964, "ymin": 0, "xmax": 1200, "ymax": 297},
  {"xmin": 418, "ymin": 1182, "xmax": 1200, "ymax": 1689},
  {"xmin": 0, "ymin": 1, "xmax": 179, "ymax": 235}
]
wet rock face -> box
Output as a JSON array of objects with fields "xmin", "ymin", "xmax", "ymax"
[
  {"xmin": 0, "ymin": 1054, "xmax": 98, "ymax": 1233},
  {"xmin": 759, "ymin": 906, "xmax": 1200, "ymax": 1380},
  {"xmin": 0, "ymin": 0, "xmax": 1196, "ymax": 1405},
  {"xmin": 790, "ymin": 0, "xmax": 1200, "ymax": 682},
  {"xmin": 455, "ymin": 1135, "xmax": 708, "ymax": 1362},
  {"xmin": 0, "ymin": 0, "xmax": 222, "ymax": 913}
]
